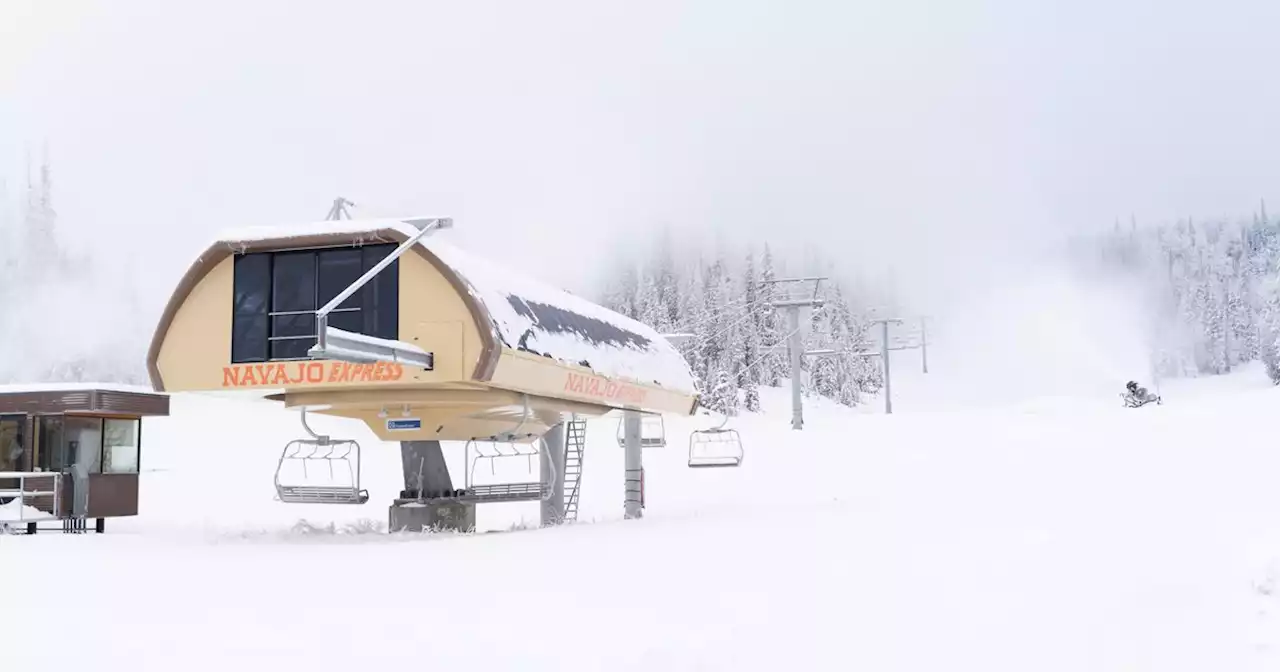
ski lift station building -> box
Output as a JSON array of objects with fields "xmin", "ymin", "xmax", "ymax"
[{"xmin": 144, "ymin": 217, "xmax": 699, "ymax": 528}]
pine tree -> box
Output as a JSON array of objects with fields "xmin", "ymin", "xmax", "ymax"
[
  {"xmin": 674, "ymin": 263, "xmax": 704, "ymax": 372},
  {"xmin": 736, "ymin": 249, "xmax": 763, "ymax": 411},
  {"xmin": 0, "ymin": 177, "xmax": 15, "ymax": 296},
  {"xmin": 1259, "ymin": 227, "xmax": 1280, "ymax": 384},
  {"xmin": 758, "ymin": 244, "xmax": 785, "ymax": 386},
  {"xmin": 654, "ymin": 229, "xmax": 682, "ymax": 332},
  {"xmin": 739, "ymin": 249, "xmax": 761, "ymax": 385},
  {"xmin": 635, "ymin": 271, "xmax": 663, "ymax": 329},
  {"xmin": 603, "ymin": 263, "xmax": 641, "ymax": 320},
  {"xmin": 1226, "ymin": 232, "xmax": 1255, "ymax": 364},
  {"xmin": 20, "ymin": 152, "xmax": 61, "ymax": 280},
  {"xmin": 742, "ymin": 375, "xmax": 761, "ymax": 412},
  {"xmin": 695, "ymin": 255, "xmax": 743, "ymax": 413},
  {"xmin": 1260, "ymin": 264, "xmax": 1280, "ymax": 384}
]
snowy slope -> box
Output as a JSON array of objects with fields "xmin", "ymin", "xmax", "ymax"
[{"xmin": 4, "ymin": 360, "xmax": 1280, "ymax": 671}]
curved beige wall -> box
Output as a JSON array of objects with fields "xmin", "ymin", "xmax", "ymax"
[
  {"xmin": 155, "ymin": 250, "xmax": 484, "ymax": 393},
  {"xmin": 150, "ymin": 231, "xmax": 699, "ymax": 434},
  {"xmin": 155, "ymin": 256, "xmax": 234, "ymax": 389}
]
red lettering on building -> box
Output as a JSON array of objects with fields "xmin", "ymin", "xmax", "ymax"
[
  {"xmin": 221, "ymin": 362, "xmax": 407, "ymax": 388},
  {"xmin": 562, "ymin": 372, "xmax": 648, "ymax": 405}
]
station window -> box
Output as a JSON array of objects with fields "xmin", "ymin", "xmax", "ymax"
[
  {"xmin": 34, "ymin": 417, "xmax": 141, "ymax": 475},
  {"xmin": 0, "ymin": 415, "xmax": 25, "ymax": 472},
  {"xmin": 37, "ymin": 416, "xmax": 103, "ymax": 473},
  {"xmin": 103, "ymin": 418, "xmax": 140, "ymax": 474},
  {"xmin": 231, "ymin": 244, "xmax": 400, "ymax": 363}
]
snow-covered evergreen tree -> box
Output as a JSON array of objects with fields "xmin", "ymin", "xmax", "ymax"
[
  {"xmin": 635, "ymin": 271, "xmax": 663, "ymax": 330},
  {"xmin": 596, "ymin": 237, "xmax": 887, "ymax": 408},
  {"xmin": 694, "ymin": 255, "xmax": 742, "ymax": 413},
  {"xmin": 758, "ymin": 244, "xmax": 786, "ymax": 387},
  {"xmin": 20, "ymin": 153, "xmax": 63, "ymax": 279},
  {"xmin": 653, "ymin": 230, "xmax": 682, "ymax": 333},
  {"xmin": 1076, "ymin": 203, "xmax": 1280, "ymax": 384},
  {"xmin": 602, "ymin": 263, "xmax": 641, "ymax": 320},
  {"xmin": 0, "ymin": 151, "xmax": 148, "ymax": 385},
  {"xmin": 1260, "ymin": 264, "xmax": 1280, "ymax": 384},
  {"xmin": 737, "ymin": 249, "xmax": 763, "ymax": 411}
]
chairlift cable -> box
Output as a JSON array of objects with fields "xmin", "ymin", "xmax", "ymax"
[{"xmin": 680, "ymin": 292, "xmax": 799, "ymax": 354}]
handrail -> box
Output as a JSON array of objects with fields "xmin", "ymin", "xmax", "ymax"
[
  {"xmin": 0, "ymin": 471, "xmax": 61, "ymax": 523},
  {"xmin": 312, "ymin": 217, "xmax": 452, "ymax": 356}
]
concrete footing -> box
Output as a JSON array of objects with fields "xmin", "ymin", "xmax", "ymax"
[{"xmin": 388, "ymin": 499, "xmax": 476, "ymax": 533}]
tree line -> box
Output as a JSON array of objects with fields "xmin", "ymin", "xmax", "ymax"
[
  {"xmin": 1070, "ymin": 205, "xmax": 1280, "ymax": 384},
  {"xmin": 599, "ymin": 234, "xmax": 885, "ymax": 414},
  {"xmin": 0, "ymin": 155, "xmax": 149, "ymax": 385}
]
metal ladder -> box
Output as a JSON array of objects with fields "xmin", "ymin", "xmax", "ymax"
[{"xmin": 563, "ymin": 417, "xmax": 588, "ymax": 521}]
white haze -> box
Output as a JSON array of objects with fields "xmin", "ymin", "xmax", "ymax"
[
  {"xmin": 5, "ymin": 0, "xmax": 1280, "ymax": 389},
  {"xmin": 922, "ymin": 262, "xmax": 1158, "ymax": 409}
]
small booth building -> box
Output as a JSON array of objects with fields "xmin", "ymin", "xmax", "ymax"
[{"xmin": 0, "ymin": 386, "xmax": 170, "ymax": 533}]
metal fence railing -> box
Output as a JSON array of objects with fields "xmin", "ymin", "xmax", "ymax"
[{"xmin": 0, "ymin": 472, "xmax": 62, "ymax": 529}]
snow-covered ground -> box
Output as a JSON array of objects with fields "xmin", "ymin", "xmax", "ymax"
[{"xmin": 4, "ymin": 344, "xmax": 1280, "ymax": 670}]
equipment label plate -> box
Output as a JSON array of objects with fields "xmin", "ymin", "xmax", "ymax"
[{"xmin": 386, "ymin": 418, "xmax": 422, "ymax": 431}]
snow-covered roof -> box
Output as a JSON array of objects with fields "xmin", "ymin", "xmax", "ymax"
[
  {"xmin": 0, "ymin": 382, "xmax": 159, "ymax": 395},
  {"xmin": 213, "ymin": 218, "xmax": 698, "ymax": 395}
]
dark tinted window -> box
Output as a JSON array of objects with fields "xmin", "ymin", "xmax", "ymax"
[
  {"xmin": 272, "ymin": 251, "xmax": 316, "ymax": 313},
  {"xmin": 231, "ymin": 244, "xmax": 399, "ymax": 363},
  {"xmin": 318, "ymin": 249, "xmax": 363, "ymax": 309},
  {"xmin": 37, "ymin": 416, "xmax": 65, "ymax": 472},
  {"xmin": 362, "ymin": 246, "xmax": 399, "ymax": 340},
  {"xmin": 232, "ymin": 254, "xmax": 271, "ymax": 362},
  {"xmin": 270, "ymin": 251, "xmax": 318, "ymax": 360}
]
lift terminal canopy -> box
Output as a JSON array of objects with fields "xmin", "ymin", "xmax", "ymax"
[{"xmin": 147, "ymin": 217, "xmax": 699, "ymax": 442}]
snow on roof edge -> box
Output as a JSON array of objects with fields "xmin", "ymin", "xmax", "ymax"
[
  {"xmin": 210, "ymin": 218, "xmax": 698, "ymax": 396},
  {"xmin": 0, "ymin": 382, "xmax": 161, "ymax": 395}
]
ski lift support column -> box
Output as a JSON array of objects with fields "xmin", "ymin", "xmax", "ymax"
[
  {"xmin": 763, "ymin": 276, "xmax": 826, "ymax": 431},
  {"xmin": 540, "ymin": 419, "xmax": 567, "ymax": 525},
  {"xmin": 308, "ymin": 217, "xmax": 453, "ymax": 365},
  {"xmin": 868, "ymin": 317, "xmax": 905, "ymax": 414},
  {"xmin": 875, "ymin": 315, "xmax": 931, "ymax": 413},
  {"xmin": 622, "ymin": 409, "xmax": 643, "ymax": 519}
]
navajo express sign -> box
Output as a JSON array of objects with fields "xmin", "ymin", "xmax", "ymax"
[
  {"xmin": 220, "ymin": 360, "xmax": 648, "ymax": 403},
  {"xmin": 222, "ymin": 361, "xmax": 406, "ymax": 387},
  {"xmin": 562, "ymin": 371, "xmax": 647, "ymax": 405}
]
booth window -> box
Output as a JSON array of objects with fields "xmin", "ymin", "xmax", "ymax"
[
  {"xmin": 231, "ymin": 244, "xmax": 400, "ymax": 363},
  {"xmin": 0, "ymin": 415, "xmax": 25, "ymax": 472},
  {"xmin": 35, "ymin": 417, "xmax": 140, "ymax": 475},
  {"xmin": 103, "ymin": 418, "xmax": 140, "ymax": 474},
  {"xmin": 37, "ymin": 416, "xmax": 103, "ymax": 473}
]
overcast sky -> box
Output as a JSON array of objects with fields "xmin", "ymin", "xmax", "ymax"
[{"xmin": 4, "ymin": 0, "xmax": 1280, "ymax": 311}]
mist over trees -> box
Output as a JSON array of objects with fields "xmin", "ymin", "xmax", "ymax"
[
  {"xmin": 25, "ymin": 155, "xmax": 1280, "ymax": 398},
  {"xmin": 599, "ymin": 232, "xmax": 886, "ymax": 414},
  {"xmin": 1070, "ymin": 205, "xmax": 1280, "ymax": 385},
  {"xmin": 0, "ymin": 154, "xmax": 149, "ymax": 385}
]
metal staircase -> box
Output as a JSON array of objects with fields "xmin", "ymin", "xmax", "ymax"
[{"xmin": 563, "ymin": 417, "xmax": 588, "ymax": 522}]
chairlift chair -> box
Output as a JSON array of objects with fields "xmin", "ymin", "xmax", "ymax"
[
  {"xmin": 615, "ymin": 413, "xmax": 667, "ymax": 448},
  {"xmin": 447, "ymin": 394, "xmax": 555, "ymax": 505},
  {"xmin": 688, "ymin": 412, "xmax": 744, "ymax": 468},
  {"xmin": 461, "ymin": 436, "xmax": 551, "ymax": 503},
  {"xmin": 274, "ymin": 408, "xmax": 369, "ymax": 504}
]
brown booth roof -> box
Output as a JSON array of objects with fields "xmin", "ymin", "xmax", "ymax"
[{"xmin": 0, "ymin": 384, "xmax": 170, "ymax": 416}]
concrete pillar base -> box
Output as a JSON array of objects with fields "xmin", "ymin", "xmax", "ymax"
[{"xmin": 388, "ymin": 499, "xmax": 476, "ymax": 533}]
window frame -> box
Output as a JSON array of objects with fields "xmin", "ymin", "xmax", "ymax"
[
  {"xmin": 33, "ymin": 416, "xmax": 144, "ymax": 475},
  {"xmin": 230, "ymin": 244, "xmax": 399, "ymax": 364},
  {"xmin": 0, "ymin": 413, "xmax": 27, "ymax": 473},
  {"xmin": 36, "ymin": 415, "xmax": 106, "ymax": 474},
  {"xmin": 102, "ymin": 417, "xmax": 142, "ymax": 475}
]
